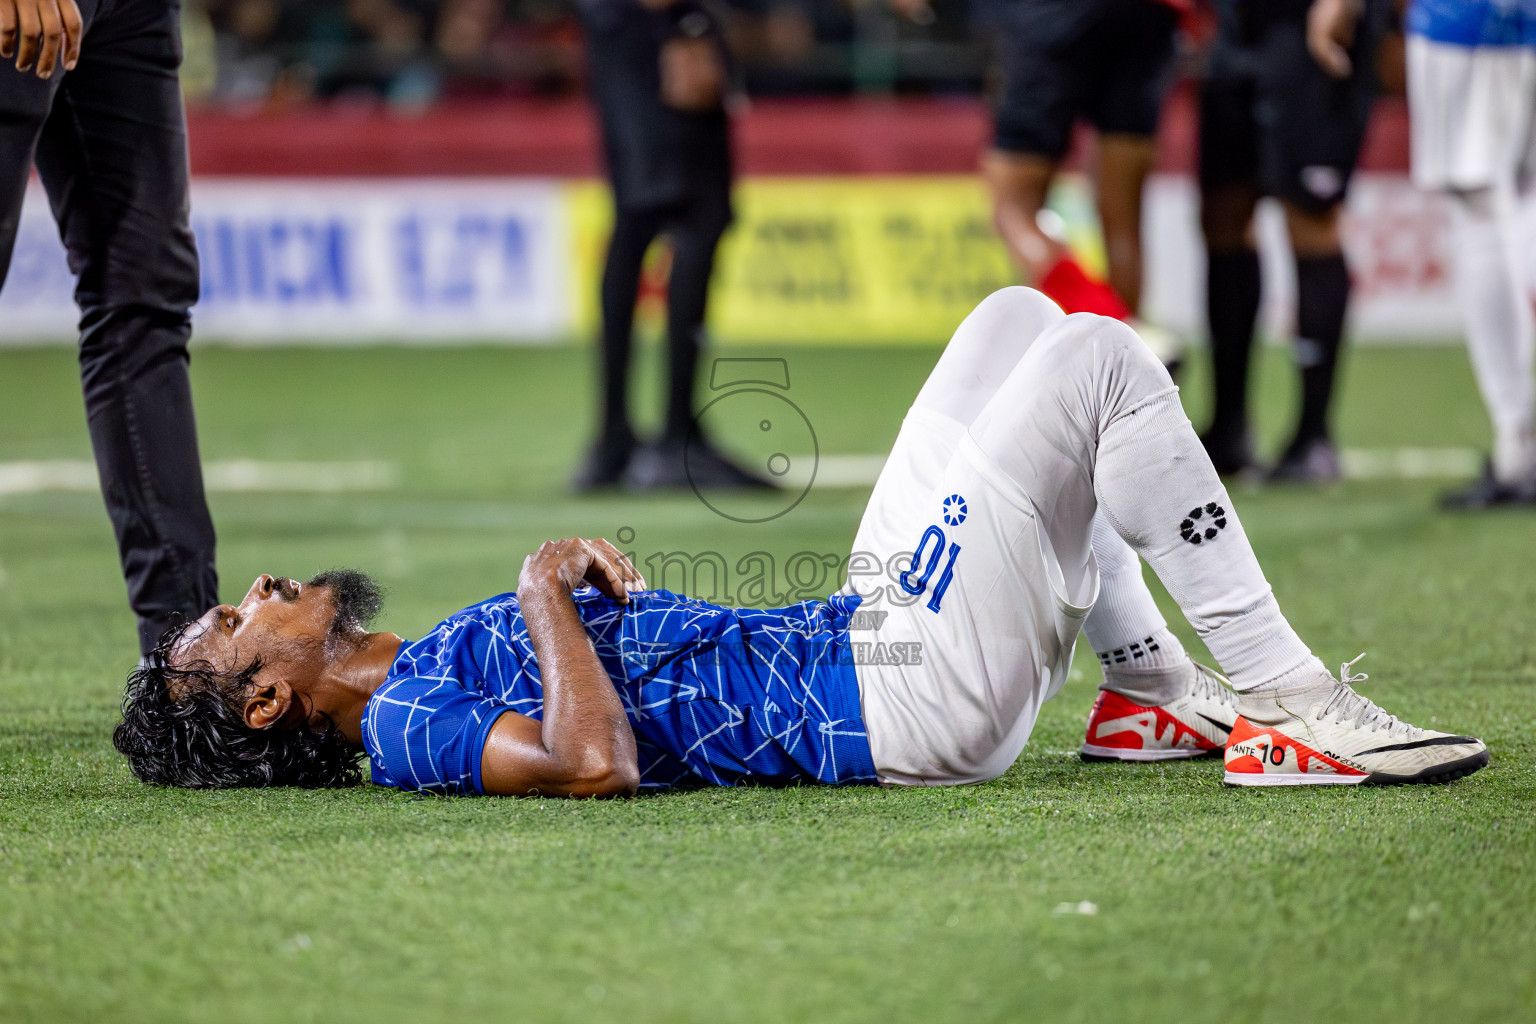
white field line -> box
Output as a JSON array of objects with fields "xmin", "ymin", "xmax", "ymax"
[
  {"xmin": 205, "ymin": 459, "xmax": 399, "ymax": 492},
  {"xmin": 812, "ymin": 454, "xmax": 892, "ymax": 488},
  {"xmin": 1336, "ymin": 447, "xmax": 1481, "ymax": 480},
  {"xmin": 0, "ymin": 459, "xmax": 398, "ymax": 495},
  {"xmin": 809, "ymin": 447, "xmax": 1484, "ymax": 488},
  {"xmin": 0, "ymin": 447, "xmax": 1481, "ymax": 496}
]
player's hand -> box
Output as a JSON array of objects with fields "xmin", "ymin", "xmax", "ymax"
[
  {"xmin": 587, "ymin": 537, "xmax": 646, "ymax": 593},
  {"xmin": 659, "ymin": 35, "xmax": 724, "ymax": 111},
  {"xmin": 1307, "ymin": 0, "xmax": 1360, "ymax": 78},
  {"xmin": 519, "ymin": 538, "xmax": 641, "ymax": 604},
  {"xmin": 0, "ymin": 0, "xmax": 83, "ymax": 78}
]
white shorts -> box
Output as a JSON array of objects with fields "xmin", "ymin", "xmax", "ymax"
[
  {"xmin": 841, "ymin": 406, "xmax": 1097, "ymax": 785},
  {"xmin": 839, "ymin": 288, "xmax": 1190, "ymax": 785},
  {"xmin": 1408, "ymin": 35, "xmax": 1536, "ymax": 191}
]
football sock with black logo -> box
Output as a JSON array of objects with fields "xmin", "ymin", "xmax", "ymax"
[
  {"xmin": 1093, "ymin": 384, "xmax": 1326, "ymax": 692},
  {"xmin": 1287, "ymin": 252, "xmax": 1350, "ymax": 450}
]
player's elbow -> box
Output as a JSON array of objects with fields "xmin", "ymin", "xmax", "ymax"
[
  {"xmin": 565, "ymin": 751, "xmax": 640, "ymax": 798},
  {"xmin": 589, "ymin": 767, "xmax": 640, "ymax": 799}
]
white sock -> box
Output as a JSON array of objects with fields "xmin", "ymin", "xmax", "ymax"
[
  {"xmin": 1451, "ymin": 186, "xmax": 1536, "ymax": 483},
  {"xmin": 1093, "ymin": 389, "xmax": 1326, "ymax": 692},
  {"xmin": 1095, "ymin": 629, "xmax": 1194, "ymax": 704},
  {"xmin": 1083, "ymin": 513, "xmax": 1178, "ymax": 660},
  {"xmin": 1083, "ymin": 513, "xmax": 1193, "ymax": 702}
]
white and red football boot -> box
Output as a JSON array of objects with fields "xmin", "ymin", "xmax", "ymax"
[
  {"xmin": 1080, "ymin": 662, "xmax": 1238, "ymax": 762},
  {"xmin": 1224, "ymin": 656, "xmax": 1489, "ymax": 786}
]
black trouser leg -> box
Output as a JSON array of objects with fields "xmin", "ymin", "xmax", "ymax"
[
  {"xmin": 597, "ymin": 205, "xmax": 664, "ymax": 449},
  {"xmin": 0, "ymin": 114, "xmax": 46, "ymax": 285},
  {"xmin": 662, "ymin": 198, "xmax": 730, "ymax": 443},
  {"xmin": 0, "ymin": 1, "xmax": 73, "ymax": 297},
  {"xmin": 26, "ymin": 0, "xmax": 216, "ymax": 655}
]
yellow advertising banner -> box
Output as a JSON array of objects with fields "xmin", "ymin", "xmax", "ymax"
[
  {"xmin": 565, "ymin": 175, "xmax": 1105, "ymax": 345},
  {"xmin": 711, "ymin": 177, "xmax": 1013, "ymax": 343}
]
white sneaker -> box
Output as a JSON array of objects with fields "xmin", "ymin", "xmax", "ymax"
[
  {"xmin": 1223, "ymin": 656, "xmax": 1489, "ymax": 786},
  {"xmin": 1081, "ymin": 662, "xmax": 1238, "ymax": 762}
]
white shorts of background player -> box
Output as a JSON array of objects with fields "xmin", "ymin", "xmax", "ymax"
[
  {"xmin": 1408, "ymin": 33, "xmax": 1536, "ymax": 483},
  {"xmin": 1409, "ymin": 34, "xmax": 1536, "ymax": 191}
]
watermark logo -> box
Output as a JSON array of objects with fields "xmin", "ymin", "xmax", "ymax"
[
  {"xmin": 687, "ymin": 358, "xmax": 818, "ymax": 524},
  {"xmin": 619, "ymin": 637, "xmax": 921, "ymax": 668},
  {"xmin": 608, "ymin": 530, "xmax": 929, "ymax": 661},
  {"xmin": 613, "ymin": 527, "xmax": 927, "ymax": 610}
]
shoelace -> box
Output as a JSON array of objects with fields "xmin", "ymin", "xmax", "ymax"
[
  {"xmin": 1314, "ymin": 654, "xmax": 1420, "ymax": 739},
  {"xmin": 1192, "ymin": 663, "xmax": 1239, "ymax": 710}
]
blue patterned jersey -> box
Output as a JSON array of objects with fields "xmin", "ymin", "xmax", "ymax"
[
  {"xmin": 1408, "ymin": 0, "xmax": 1536, "ymax": 47},
  {"xmin": 360, "ymin": 588, "xmax": 878, "ymax": 794}
]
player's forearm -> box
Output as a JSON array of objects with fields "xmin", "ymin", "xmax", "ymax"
[
  {"xmin": 519, "ymin": 586, "xmax": 640, "ymax": 797},
  {"xmin": 1308, "ymin": 0, "xmax": 1364, "ymax": 77}
]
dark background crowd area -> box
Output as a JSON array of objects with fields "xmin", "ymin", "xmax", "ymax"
[{"xmin": 183, "ymin": 0, "xmax": 1018, "ymax": 108}]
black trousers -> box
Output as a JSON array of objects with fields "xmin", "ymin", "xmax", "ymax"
[
  {"xmin": 0, "ymin": 0, "xmax": 217, "ymax": 655},
  {"xmin": 598, "ymin": 190, "xmax": 732, "ymax": 446}
]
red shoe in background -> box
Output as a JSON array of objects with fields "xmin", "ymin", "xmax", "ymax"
[{"xmin": 1039, "ymin": 254, "xmax": 1134, "ymax": 320}]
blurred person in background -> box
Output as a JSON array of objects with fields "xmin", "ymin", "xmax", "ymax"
[
  {"xmin": 1197, "ymin": 0, "xmax": 1390, "ymax": 482},
  {"xmin": 720, "ymin": 0, "xmax": 855, "ymax": 96},
  {"xmin": 278, "ymin": 0, "xmax": 439, "ymax": 107},
  {"xmin": 1404, "ymin": 0, "xmax": 1536, "ymax": 508},
  {"xmin": 203, "ymin": 0, "xmax": 288, "ymax": 104},
  {"xmin": 573, "ymin": 0, "xmax": 767, "ymax": 491},
  {"xmin": 434, "ymin": 0, "xmax": 583, "ymax": 98},
  {"xmin": 0, "ymin": 0, "xmax": 219, "ymax": 657},
  {"xmin": 894, "ymin": 0, "xmax": 1187, "ymax": 335}
]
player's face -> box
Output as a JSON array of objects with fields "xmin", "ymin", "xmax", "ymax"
[{"xmin": 174, "ymin": 575, "xmax": 338, "ymax": 678}]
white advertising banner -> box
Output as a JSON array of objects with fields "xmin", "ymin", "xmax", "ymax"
[
  {"xmin": 0, "ymin": 173, "xmax": 1468, "ymax": 345},
  {"xmin": 0, "ymin": 179, "xmax": 573, "ymax": 344}
]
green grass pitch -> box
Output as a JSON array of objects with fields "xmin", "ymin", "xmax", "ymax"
[{"xmin": 1, "ymin": 340, "xmax": 1532, "ymax": 1023}]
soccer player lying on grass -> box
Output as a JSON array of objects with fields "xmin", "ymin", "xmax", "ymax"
[{"xmin": 114, "ymin": 288, "xmax": 1490, "ymax": 795}]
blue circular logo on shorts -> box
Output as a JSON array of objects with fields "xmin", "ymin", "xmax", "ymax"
[{"xmin": 942, "ymin": 494, "xmax": 968, "ymax": 526}]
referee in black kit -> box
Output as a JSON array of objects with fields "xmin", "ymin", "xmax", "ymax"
[
  {"xmin": 1, "ymin": 0, "xmax": 217, "ymax": 656},
  {"xmin": 1198, "ymin": 0, "xmax": 1390, "ymax": 482},
  {"xmin": 574, "ymin": 0, "xmax": 766, "ymax": 491}
]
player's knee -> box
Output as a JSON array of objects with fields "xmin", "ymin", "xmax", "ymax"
[
  {"xmin": 1281, "ymin": 201, "xmax": 1342, "ymax": 255},
  {"xmin": 84, "ymin": 263, "xmax": 199, "ymax": 322},
  {"xmin": 975, "ymin": 285, "xmax": 1063, "ymax": 324},
  {"xmin": 677, "ymin": 207, "xmax": 731, "ymax": 253},
  {"xmin": 1030, "ymin": 312, "xmax": 1169, "ymax": 391},
  {"xmin": 1096, "ymin": 317, "xmax": 1172, "ymax": 388},
  {"xmin": 946, "ymin": 286, "xmax": 1067, "ymax": 364},
  {"xmin": 962, "ymin": 286, "xmax": 1068, "ymax": 341}
]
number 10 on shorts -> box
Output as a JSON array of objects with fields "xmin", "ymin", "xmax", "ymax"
[{"xmin": 899, "ymin": 525, "xmax": 961, "ymax": 614}]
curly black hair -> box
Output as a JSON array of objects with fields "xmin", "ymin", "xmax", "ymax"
[{"xmin": 113, "ymin": 621, "xmax": 362, "ymax": 789}]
